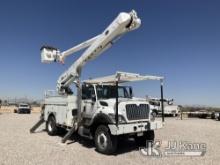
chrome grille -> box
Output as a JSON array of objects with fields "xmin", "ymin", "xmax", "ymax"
[{"xmin": 126, "ymin": 104, "xmax": 149, "ymax": 120}]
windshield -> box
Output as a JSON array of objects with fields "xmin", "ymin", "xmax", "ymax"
[
  {"xmin": 149, "ymin": 101, "xmax": 160, "ymax": 106},
  {"xmin": 19, "ymin": 104, "xmax": 29, "ymax": 107},
  {"xmin": 96, "ymin": 85, "xmax": 130, "ymax": 99}
]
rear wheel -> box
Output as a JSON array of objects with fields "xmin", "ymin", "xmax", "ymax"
[
  {"xmin": 46, "ymin": 115, "xmax": 58, "ymax": 136},
  {"xmin": 94, "ymin": 125, "xmax": 117, "ymax": 155},
  {"xmin": 135, "ymin": 130, "xmax": 155, "ymax": 146}
]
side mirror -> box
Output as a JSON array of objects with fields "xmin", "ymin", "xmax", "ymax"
[{"xmin": 91, "ymin": 94, "xmax": 96, "ymax": 102}]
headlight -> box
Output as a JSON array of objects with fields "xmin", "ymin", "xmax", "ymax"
[{"xmin": 108, "ymin": 113, "xmax": 126, "ymax": 124}]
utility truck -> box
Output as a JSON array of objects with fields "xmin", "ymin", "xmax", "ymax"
[
  {"xmin": 30, "ymin": 10, "xmax": 165, "ymax": 154},
  {"xmin": 14, "ymin": 103, "xmax": 31, "ymax": 114},
  {"xmin": 148, "ymin": 98, "xmax": 180, "ymax": 117}
]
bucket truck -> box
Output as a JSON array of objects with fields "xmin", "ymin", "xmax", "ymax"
[
  {"xmin": 30, "ymin": 10, "xmax": 165, "ymax": 154},
  {"xmin": 148, "ymin": 98, "xmax": 180, "ymax": 117}
]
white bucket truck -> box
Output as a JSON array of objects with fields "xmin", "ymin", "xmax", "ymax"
[{"xmin": 30, "ymin": 10, "xmax": 165, "ymax": 154}]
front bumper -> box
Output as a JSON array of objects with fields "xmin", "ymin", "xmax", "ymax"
[
  {"xmin": 18, "ymin": 109, "xmax": 31, "ymax": 113},
  {"xmin": 108, "ymin": 121, "xmax": 163, "ymax": 135}
]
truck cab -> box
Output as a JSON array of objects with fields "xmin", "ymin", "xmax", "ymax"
[{"xmin": 81, "ymin": 84, "xmax": 151, "ymax": 124}]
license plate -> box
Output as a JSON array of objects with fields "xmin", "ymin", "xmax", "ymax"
[{"xmin": 137, "ymin": 132, "xmax": 144, "ymax": 137}]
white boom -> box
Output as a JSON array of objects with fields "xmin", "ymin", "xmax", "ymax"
[{"xmin": 40, "ymin": 10, "xmax": 141, "ymax": 94}]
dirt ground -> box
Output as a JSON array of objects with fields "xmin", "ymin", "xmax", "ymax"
[
  {"xmin": 0, "ymin": 113, "xmax": 220, "ymax": 165},
  {"xmin": 0, "ymin": 106, "xmax": 41, "ymax": 113}
]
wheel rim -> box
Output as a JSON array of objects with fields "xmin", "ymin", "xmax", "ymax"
[
  {"xmin": 97, "ymin": 132, "xmax": 108, "ymax": 150},
  {"xmin": 48, "ymin": 121, "xmax": 53, "ymax": 132}
]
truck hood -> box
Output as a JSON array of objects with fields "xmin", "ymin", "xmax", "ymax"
[
  {"xmin": 99, "ymin": 98, "xmax": 149, "ymax": 107},
  {"xmin": 99, "ymin": 98, "xmax": 150, "ymax": 123}
]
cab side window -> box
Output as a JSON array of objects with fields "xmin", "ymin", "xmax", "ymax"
[{"xmin": 82, "ymin": 85, "xmax": 95, "ymax": 100}]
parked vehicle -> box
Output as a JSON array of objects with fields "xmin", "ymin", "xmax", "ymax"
[
  {"xmin": 198, "ymin": 110, "xmax": 209, "ymax": 118},
  {"xmin": 14, "ymin": 103, "xmax": 31, "ymax": 114},
  {"xmin": 211, "ymin": 111, "xmax": 215, "ymax": 119},
  {"xmin": 215, "ymin": 112, "xmax": 220, "ymax": 121},
  {"xmin": 188, "ymin": 110, "xmax": 212, "ymax": 119},
  {"xmin": 148, "ymin": 98, "xmax": 180, "ymax": 117}
]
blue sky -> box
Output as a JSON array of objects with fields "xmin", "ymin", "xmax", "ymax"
[{"xmin": 0, "ymin": 0, "xmax": 219, "ymax": 107}]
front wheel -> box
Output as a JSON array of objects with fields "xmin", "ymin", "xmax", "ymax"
[
  {"xmin": 46, "ymin": 116, "xmax": 58, "ymax": 136},
  {"xmin": 94, "ymin": 125, "xmax": 118, "ymax": 155}
]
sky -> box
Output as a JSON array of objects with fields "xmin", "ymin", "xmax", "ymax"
[{"xmin": 0, "ymin": 0, "xmax": 220, "ymax": 107}]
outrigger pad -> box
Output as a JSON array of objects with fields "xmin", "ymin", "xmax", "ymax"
[{"xmin": 30, "ymin": 117, "xmax": 45, "ymax": 133}]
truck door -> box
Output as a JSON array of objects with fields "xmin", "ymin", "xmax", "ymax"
[{"xmin": 82, "ymin": 85, "xmax": 97, "ymax": 118}]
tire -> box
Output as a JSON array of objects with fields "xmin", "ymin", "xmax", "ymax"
[
  {"xmin": 135, "ymin": 130, "xmax": 155, "ymax": 146},
  {"xmin": 152, "ymin": 111, "xmax": 157, "ymax": 118},
  {"xmin": 46, "ymin": 115, "xmax": 58, "ymax": 136},
  {"xmin": 94, "ymin": 125, "xmax": 118, "ymax": 155}
]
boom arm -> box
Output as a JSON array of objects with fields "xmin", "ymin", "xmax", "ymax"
[{"xmin": 41, "ymin": 10, "xmax": 141, "ymax": 94}]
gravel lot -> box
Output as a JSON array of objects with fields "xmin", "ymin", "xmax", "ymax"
[{"xmin": 0, "ymin": 113, "xmax": 220, "ymax": 165}]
